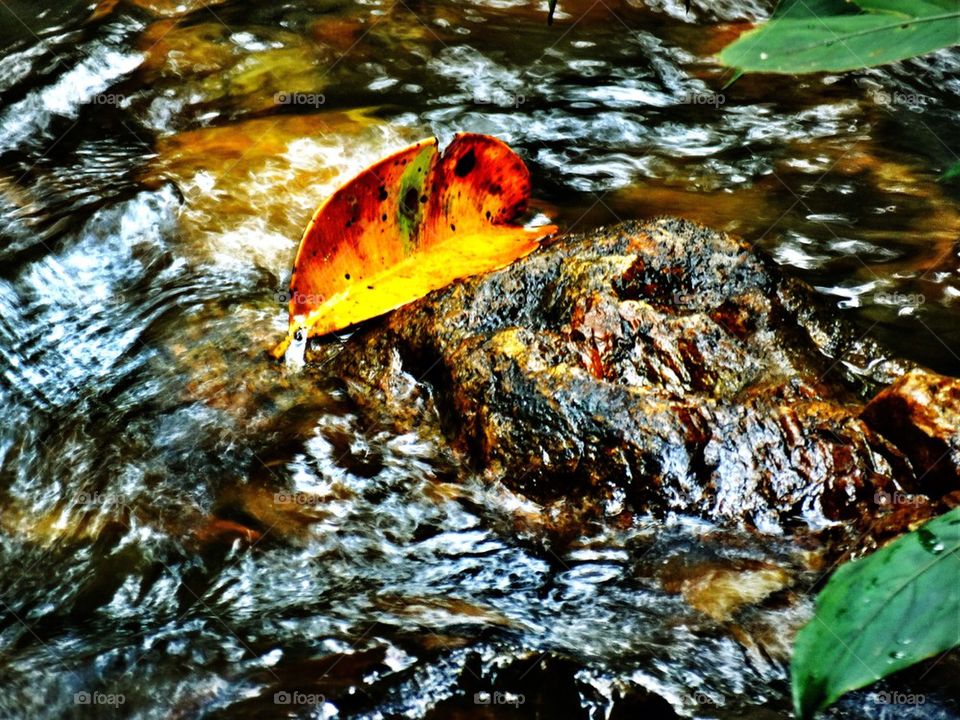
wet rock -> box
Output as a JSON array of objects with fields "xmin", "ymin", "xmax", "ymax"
[
  {"xmin": 330, "ymin": 218, "xmax": 957, "ymax": 538},
  {"xmin": 862, "ymin": 368, "xmax": 960, "ymax": 496},
  {"xmin": 660, "ymin": 557, "xmax": 791, "ymax": 622}
]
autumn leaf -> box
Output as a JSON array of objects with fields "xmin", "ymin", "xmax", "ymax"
[{"xmin": 272, "ymin": 133, "xmax": 556, "ymax": 360}]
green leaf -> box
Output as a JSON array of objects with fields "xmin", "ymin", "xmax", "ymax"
[
  {"xmin": 718, "ymin": 0, "xmax": 960, "ymax": 74},
  {"xmin": 942, "ymin": 160, "xmax": 960, "ymax": 182},
  {"xmin": 791, "ymin": 507, "xmax": 960, "ymax": 719}
]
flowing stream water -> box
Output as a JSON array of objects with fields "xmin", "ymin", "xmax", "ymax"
[{"xmin": 0, "ymin": 1, "xmax": 958, "ymax": 718}]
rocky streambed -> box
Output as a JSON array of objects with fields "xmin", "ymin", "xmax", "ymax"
[{"xmin": 237, "ymin": 216, "xmax": 960, "ymax": 718}]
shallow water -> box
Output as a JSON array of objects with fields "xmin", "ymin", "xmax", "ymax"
[{"xmin": 0, "ymin": 0, "xmax": 958, "ymax": 718}]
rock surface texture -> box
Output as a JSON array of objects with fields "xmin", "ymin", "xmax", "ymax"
[{"xmin": 323, "ymin": 219, "xmax": 960, "ymax": 542}]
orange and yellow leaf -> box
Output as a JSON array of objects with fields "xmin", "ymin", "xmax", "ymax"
[{"xmin": 272, "ymin": 133, "xmax": 556, "ymax": 358}]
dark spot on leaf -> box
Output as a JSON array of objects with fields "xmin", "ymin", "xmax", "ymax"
[
  {"xmin": 450, "ymin": 223, "xmax": 456, "ymax": 231},
  {"xmin": 378, "ymin": 185, "xmax": 388, "ymax": 201},
  {"xmin": 344, "ymin": 273, "xmax": 351, "ymax": 280},
  {"xmin": 381, "ymin": 213, "xmax": 387, "ymax": 221},
  {"xmin": 485, "ymin": 210, "xmax": 491, "ymax": 219},
  {"xmin": 454, "ymin": 149, "xmax": 476, "ymax": 177},
  {"xmin": 489, "ymin": 183, "xmax": 502, "ymax": 195},
  {"xmin": 420, "ymin": 194, "xmax": 428, "ymax": 203},
  {"xmin": 402, "ymin": 187, "xmax": 419, "ymax": 214},
  {"xmin": 367, "ymin": 285, "xmax": 374, "ymax": 290}
]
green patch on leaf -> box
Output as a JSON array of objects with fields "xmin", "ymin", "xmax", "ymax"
[
  {"xmin": 396, "ymin": 145, "xmax": 434, "ymax": 250},
  {"xmin": 791, "ymin": 507, "xmax": 960, "ymax": 719},
  {"xmin": 941, "ymin": 160, "xmax": 960, "ymax": 182}
]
